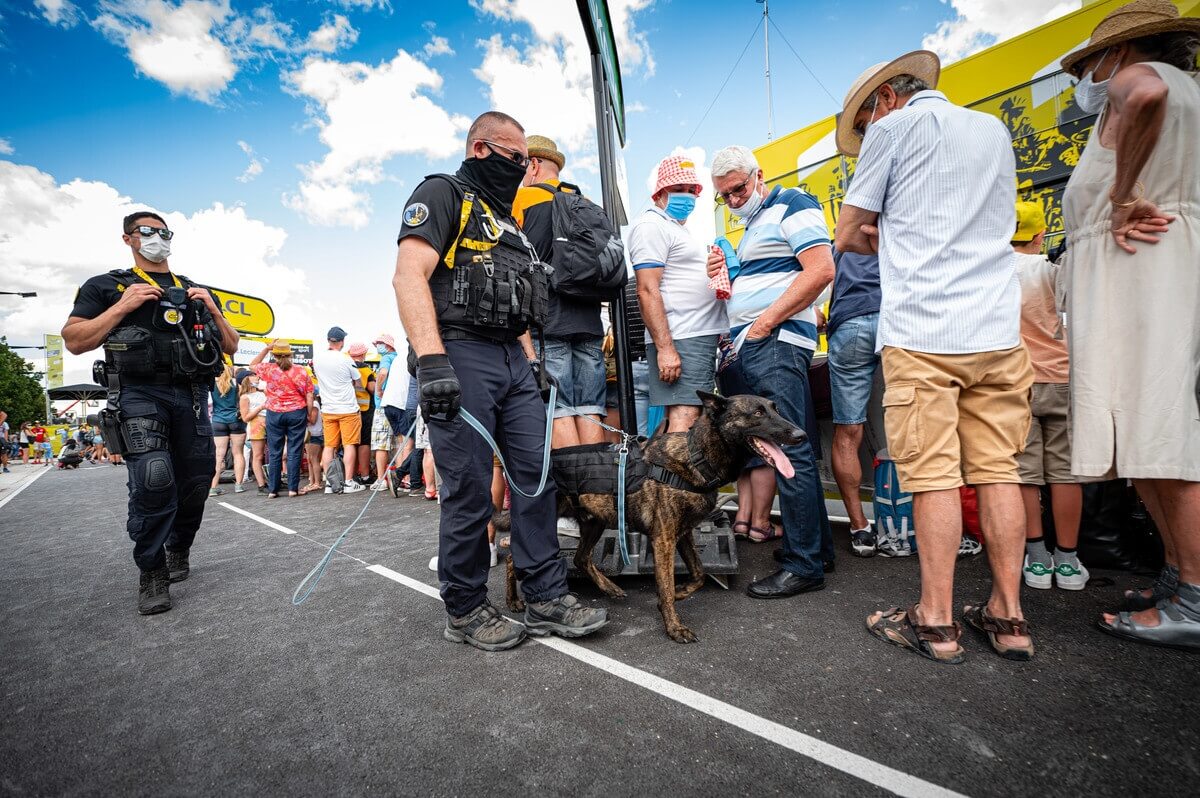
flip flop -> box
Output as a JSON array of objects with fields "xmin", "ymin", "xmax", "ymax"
[
  {"xmin": 748, "ymin": 523, "xmax": 781, "ymax": 543},
  {"xmin": 732, "ymin": 520, "xmax": 752, "ymax": 539}
]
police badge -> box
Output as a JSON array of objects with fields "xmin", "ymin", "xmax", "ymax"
[{"xmin": 403, "ymin": 202, "xmax": 430, "ymax": 227}]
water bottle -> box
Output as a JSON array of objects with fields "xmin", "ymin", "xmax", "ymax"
[{"xmin": 715, "ymin": 236, "xmax": 741, "ymax": 281}]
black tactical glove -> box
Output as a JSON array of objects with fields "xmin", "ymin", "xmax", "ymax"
[
  {"xmin": 529, "ymin": 359, "xmax": 559, "ymax": 404},
  {"xmin": 417, "ymin": 354, "xmax": 461, "ymax": 422}
]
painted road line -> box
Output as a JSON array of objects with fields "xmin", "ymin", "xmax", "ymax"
[
  {"xmin": 366, "ymin": 564, "xmax": 966, "ymax": 798},
  {"xmin": 0, "ymin": 466, "xmax": 52, "ymax": 512},
  {"xmin": 219, "ymin": 502, "xmax": 298, "ymax": 534}
]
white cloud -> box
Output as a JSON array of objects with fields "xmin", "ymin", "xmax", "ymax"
[
  {"xmin": 423, "ymin": 35, "xmax": 453, "ymax": 58},
  {"xmin": 282, "ymin": 49, "xmax": 470, "ymax": 228},
  {"xmin": 236, "ymin": 140, "xmax": 264, "ymax": 183},
  {"xmin": 244, "ymin": 6, "xmax": 292, "ymax": 51},
  {"xmin": 923, "ymin": 0, "xmax": 1081, "ymax": 63},
  {"xmin": 328, "ymin": 0, "xmax": 390, "ymax": 9},
  {"xmin": 94, "ymin": 0, "xmax": 238, "ymax": 103},
  {"xmin": 0, "ymin": 160, "xmax": 312, "ymax": 384},
  {"xmin": 0, "ymin": 139, "xmax": 13, "ymax": 155},
  {"xmin": 305, "ymin": 14, "xmax": 357, "ymax": 54},
  {"xmin": 36, "ymin": 0, "xmax": 81, "ymax": 27}
]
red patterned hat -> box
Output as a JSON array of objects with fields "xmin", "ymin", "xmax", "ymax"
[{"xmin": 653, "ymin": 154, "xmax": 702, "ymax": 198}]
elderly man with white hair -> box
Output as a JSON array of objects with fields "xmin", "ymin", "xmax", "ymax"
[{"xmin": 706, "ymin": 145, "xmax": 835, "ymax": 599}]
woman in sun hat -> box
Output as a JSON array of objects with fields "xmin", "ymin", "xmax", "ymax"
[
  {"xmin": 1057, "ymin": 0, "xmax": 1200, "ymax": 649},
  {"xmin": 249, "ymin": 339, "xmax": 315, "ymax": 498}
]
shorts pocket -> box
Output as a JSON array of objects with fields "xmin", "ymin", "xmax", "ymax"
[{"xmin": 882, "ymin": 381, "xmax": 922, "ymax": 463}]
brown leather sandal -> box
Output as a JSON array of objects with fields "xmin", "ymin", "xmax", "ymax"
[
  {"xmin": 962, "ymin": 604, "xmax": 1035, "ymax": 661},
  {"xmin": 866, "ymin": 605, "xmax": 965, "ymax": 665}
]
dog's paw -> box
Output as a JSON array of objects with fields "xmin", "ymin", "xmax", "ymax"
[
  {"xmin": 602, "ymin": 586, "xmax": 627, "ymax": 600},
  {"xmin": 667, "ymin": 624, "xmax": 698, "ymax": 644}
]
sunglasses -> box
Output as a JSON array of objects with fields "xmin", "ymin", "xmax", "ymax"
[
  {"xmin": 128, "ymin": 225, "xmax": 174, "ymax": 240},
  {"xmin": 714, "ymin": 178, "xmax": 754, "ymax": 206},
  {"xmin": 480, "ymin": 140, "xmax": 531, "ymax": 169}
]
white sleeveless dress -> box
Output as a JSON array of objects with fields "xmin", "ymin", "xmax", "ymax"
[{"xmin": 1062, "ymin": 63, "xmax": 1200, "ymax": 480}]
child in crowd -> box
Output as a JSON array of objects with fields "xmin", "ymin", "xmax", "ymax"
[{"xmin": 1012, "ymin": 202, "xmax": 1088, "ymax": 591}]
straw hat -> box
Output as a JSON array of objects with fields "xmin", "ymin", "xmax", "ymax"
[
  {"xmin": 835, "ymin": 50, "xmax": 941, "ymax": 157},
  {"xmin": 1061, "ymin": 0, "xmax": 1200, "ymax": 76},
  {"xmin": 271, "ymin": 341, "xmax": 293, "ymax": 357},
  {"xmin": 526, "ymin": 135, "xmax": 565, "ymax": 169}
]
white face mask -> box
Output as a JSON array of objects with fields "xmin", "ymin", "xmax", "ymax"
[
  {"xmin": 1074, "ymin": 48, "xmax": 1119, "ymax": 115},
  {"xmin": 728, "ymin": 172, "xmax": 763, "ymax": 220},
  {"xmin": 137, "ymin": 233, "xmax": 171, "ymax": 263}
]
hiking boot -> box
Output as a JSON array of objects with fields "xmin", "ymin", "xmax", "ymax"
[
  {"xmin": 137, "ymin": 567, "xmax": 172, "ymax": 615},
  {"xmin": 525, "ymin": 593, "xmax": 608, "ymax": 638},
  {"xmin": 443, "ymin": 600, "xmax": 526, "ymax": 651},
  {"xmin": 1023, "ymin": 554, "xmax": 1053, "ymax": 589},
  {"xmin": 1054, "ymin": 558, "xmax": 1090, "ymax": 591},
  {"xmin": 850, "ymin": 526, "xmax": 877, "ymax": 558},
  {"xmin": 165, "ymin": 549, "xmax": 190, "ymax": 583}
]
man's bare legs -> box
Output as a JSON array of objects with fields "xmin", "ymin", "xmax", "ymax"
[
  {"xmin": 976, "ymin": 482, "xmax": 1031, "ymax": 648},
  {"xmin": 833, "ymin": 423, "xmax": 869, "ymax": 530},
  {"xmin": 1104, "ymin": 479, "xmax": 1200, "ymax": 628}
]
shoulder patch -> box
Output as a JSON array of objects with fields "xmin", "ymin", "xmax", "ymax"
[{"xmin": 403, "ymin": 202, "xmax": 430, "ymax": 227}]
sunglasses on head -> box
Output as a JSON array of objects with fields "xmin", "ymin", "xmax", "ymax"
[
  {"xmin": 128, "ymin": 225, "xmax": 174, "ymax": 240},
  {"xmin": 480, "ymin": 140, "xmax": 531, "ymax": 169}
]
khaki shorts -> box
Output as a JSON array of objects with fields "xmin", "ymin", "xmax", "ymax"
[
  {"xmin": 881, "ymin": 345, "xmax": 1033, "ymax": 493},
  {"xmin": 1017, "ymin": 382, "xmax": 1074, "ymax": 485},
  {"xmin": 322, "ymin": 412, "xmax": 362, "ymax": 448}
]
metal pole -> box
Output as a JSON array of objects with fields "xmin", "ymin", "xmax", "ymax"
[
  {"xmin": 763, "ymin": 0, "xmax": 774, "ymax": 141},
  {"xmin": 590, "ymin": 50, "xmax": 637, "ymax": 434}
]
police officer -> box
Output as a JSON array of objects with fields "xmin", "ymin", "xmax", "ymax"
[
  {"xmin": 393, "ymin": 111, "xmax": 609, "ymax": 651},
  {"xmin": 62, "ymin": 211, "xmax": 239, "ymax": 615}
]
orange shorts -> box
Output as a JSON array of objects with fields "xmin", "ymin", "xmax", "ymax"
[
  {"xmin": 881, "ymin": 345, "xmax": 1033, "ymax": 493},
  {"xmin": 322, "ymin": 412, "xmax": 362, "ymax": 448}
]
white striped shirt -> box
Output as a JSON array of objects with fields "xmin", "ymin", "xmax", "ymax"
[{"xmin": 843, "ymin": 90, "xmax": 1019, "ymax": 354}]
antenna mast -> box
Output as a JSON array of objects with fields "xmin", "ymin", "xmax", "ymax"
[{"xmin": 761, "ymin": 0, "xmax": 774, "ymax": 140}]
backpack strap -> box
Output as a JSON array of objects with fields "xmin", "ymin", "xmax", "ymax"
[{"xmin": 424, "ymin": 174, "xmax": 501, "ymax": 269}]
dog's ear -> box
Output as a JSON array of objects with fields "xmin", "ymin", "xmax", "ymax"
[{"xmin": 696, "ymin": 390, "xmax": 729, "ymax": 415}]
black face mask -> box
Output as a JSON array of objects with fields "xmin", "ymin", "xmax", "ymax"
[{"xmin": 457, "ymin": 152, "xmax": 526, "ymax": 216}]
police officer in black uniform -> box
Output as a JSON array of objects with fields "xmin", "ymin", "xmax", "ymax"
[
  {"xmin": 62, "ymin": 211, "xmax": 239, "ymax": 615},
  {"xmin": 393, "ymin": 111, "xmax": 609, "ymax": 651}
]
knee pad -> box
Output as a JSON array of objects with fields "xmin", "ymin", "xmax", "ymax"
[{"xmin": 134, "ymin": 451, "xmax": 175, "ymax": 510}]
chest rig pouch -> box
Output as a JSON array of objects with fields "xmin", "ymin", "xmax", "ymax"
[{"xmin": 427, "ymin": 175, "xmax": 550, "ymax": 335}]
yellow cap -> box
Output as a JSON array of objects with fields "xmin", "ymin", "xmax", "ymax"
[{"xmin": 1013, "ymin": 201, "xmax": 1047, "ymax": 243}]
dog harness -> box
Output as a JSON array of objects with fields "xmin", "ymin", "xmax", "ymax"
[{"xmin": 644, "ymin": 426, "xmax": 727, "ymax": 494}]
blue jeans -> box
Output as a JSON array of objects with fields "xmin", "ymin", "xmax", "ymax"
[
  {"xmin": 828, "ymin": 312, "xmax": 880, "ymax": 426},
  {"xmin": 738, "ymin": 331, "xmax": 833, "ymax": 578},
  {"xmin": 266, "ymin": 408, "xmax": 307, "ymax": 493},
  {"xmin": 538, "ymin": 334, "xmax": 607, "ymax": 418},
  {"xmin": 606, "ymin": 358, "xmax": 652, "ymax": 437}
]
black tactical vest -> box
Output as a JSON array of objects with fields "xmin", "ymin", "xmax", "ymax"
[{"xmin": 426, "ymin": 175, "xmax": 550, "ymax": 341}]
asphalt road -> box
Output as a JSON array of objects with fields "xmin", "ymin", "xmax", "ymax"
[{"xmin": 2, "ymin": 463, "xmax": 1197, "ymax": 797}]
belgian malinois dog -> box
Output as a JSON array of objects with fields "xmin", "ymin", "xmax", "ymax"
[{"xmin": 501, "ymin": 391, "xmax": 806, "ymax": 644}]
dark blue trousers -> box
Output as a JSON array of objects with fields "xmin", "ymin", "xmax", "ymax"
[
  {"xmin": 266, "ymin": 408, "xmax": 307, "ymax": 493},
  {"xmin": 427, "ymin": 339, "xmax": 567, "ymax": 616},
  {"xmin": 118, "ymin": 384, "xmax": 215, "ymax": 572}
]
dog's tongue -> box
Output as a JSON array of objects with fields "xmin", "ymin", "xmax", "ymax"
[{"xmin": 752, "ymin": 437, "xmax": 794, "ymax": 479}]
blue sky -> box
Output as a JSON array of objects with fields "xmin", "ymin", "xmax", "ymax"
[{"xmin": 0, "ymin": 0, "xmax": 1080, "ymax": 381}]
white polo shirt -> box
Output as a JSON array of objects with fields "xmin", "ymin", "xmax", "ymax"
[
  {"xmin": 311, "ymin": 349, "xmax": 360, "ymax": 414},
  {"xmin": 627, "ymin": 207, "xmax": 729, "ymax": 343},
  {"xmin": 843, "ymin": 90, "xmax": 1019, "ymax": 355}
]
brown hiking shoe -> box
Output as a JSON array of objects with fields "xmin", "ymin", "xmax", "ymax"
[
  {"xmin": 443, "ymin": 600, "xmax": 527, "ymax": 651},
  {"xmin": 137, "ymin": 567, "xmax": 172, "ymax": 616}
]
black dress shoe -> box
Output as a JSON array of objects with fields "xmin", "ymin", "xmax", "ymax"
[
  {"xmin": 746, "ymin": 569, "xmax": 825, "ymax": 599},
  {"xmin": 772, "ymin": 549, "xmax": 835, "ymax": 572}
]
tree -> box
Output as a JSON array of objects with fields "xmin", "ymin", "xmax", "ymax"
[{"xmin": 0, "ymin": 338, "xmax": 47, "ymax": 427}]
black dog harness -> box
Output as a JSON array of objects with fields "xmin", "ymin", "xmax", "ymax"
[{"xmin": 644, "ymin": 427, "xmax": 726, "ymax": 494}]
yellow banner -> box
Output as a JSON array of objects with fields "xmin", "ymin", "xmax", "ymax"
[
  {"xmin": 208, "ymin": 288, "xmax": 276, "ymax": 336},
  {"xmin": 43, "ymin": 333, "xmax": 64, "ymax": 389}
]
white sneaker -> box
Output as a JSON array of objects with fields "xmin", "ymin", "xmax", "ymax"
[
  {"xmin": 324, "ymin": 485, "xmax": 333, "ymax": 494},
  {"xmin": 1054, "ymin": 558, "xmax": 1090, "ymax": 591},
  {"xmin": 343, "ymin": 481, "xmax": 366, "ymax": 493},
  {"xmin": 1023, "ymin": 554, "xmax": 1053, "ymax": 589},
  {"xmin": 427, "ymin": 555, "xmax": 439, "ymax": 572},
  {"xmin": 489, "ymin": 542, "xmax": 498, "ymax": 568},
  {"xmin": 556, "ymin": 516, "xmax": 581, "ymax": 538},
  {"xmin": 958, "ymin": 536, "xmax": 983, "ymax": 557},
  {"xmin": 370, "ymin": 481, "xmax": 389, "ymax": 492}
]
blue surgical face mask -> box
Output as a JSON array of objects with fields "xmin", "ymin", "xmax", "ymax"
[{"xmin": 664, "ymin": 192, "xmax": 696, "ymax": 221}]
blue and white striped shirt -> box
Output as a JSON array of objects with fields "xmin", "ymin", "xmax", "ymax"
[
  {"xmin": 730, "ymin": 185, "xmax": 830, "ymax": 351},
  {"xmin": 842, "ymin": 90, "xmax": 1019, "ymax": 355}
]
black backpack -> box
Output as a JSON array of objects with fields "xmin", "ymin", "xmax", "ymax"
[{"xmin": 534, "ymin": 182, "xmax": 626, "ymax": 300}]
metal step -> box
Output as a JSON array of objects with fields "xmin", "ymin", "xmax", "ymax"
[{"xmin": 559, "ymin": 518, "xmax": 739, "ymax": 577}]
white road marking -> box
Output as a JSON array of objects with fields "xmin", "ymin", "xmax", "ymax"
[
  {"xmin": 0, "ymin": 466, "xmax": 52, "ymax": 512},
  {"xmin": 366, "ymin": 564, "xmax": 965, "ymax": 798},
  {"xmin": 234, "ymin": 506, "xmax": 967, "ymax": 798}
]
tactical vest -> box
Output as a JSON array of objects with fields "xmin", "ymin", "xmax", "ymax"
[
  {"xmin": 426, "ymin": 175, "xmax": 551, "ymax": 340},
  {"xmin": 102, "ymin": 269, "xmax": 224, "ymax": 384}
]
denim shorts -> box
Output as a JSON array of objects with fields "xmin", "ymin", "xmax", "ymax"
[
  {"xmin": 646, "ymin": 334, "xmax": 718, "ymax": 407},
  {"xmin": 538, "ymin": 334, "xmax": 606, "ymax": 419},
  {"xmin": 212, "ymin": 420, "xmax": 247, "ymax": 437},
  {"xmin": 828, "ymin": 312, "xmax": 880, "ymax": 426}
]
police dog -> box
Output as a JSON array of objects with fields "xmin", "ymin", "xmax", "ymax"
[{"xmin": 501, "ymin": 391, "xmax": 806, "ymax": 644}]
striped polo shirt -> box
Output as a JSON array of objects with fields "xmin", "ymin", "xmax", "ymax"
[
  {"xmin": 842, "ymin": 90, "xmax": 1019, "ymax": 355},
  {"xmin": 729, "ymin": 185, "xmax": 831, "ymax": 351}
]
